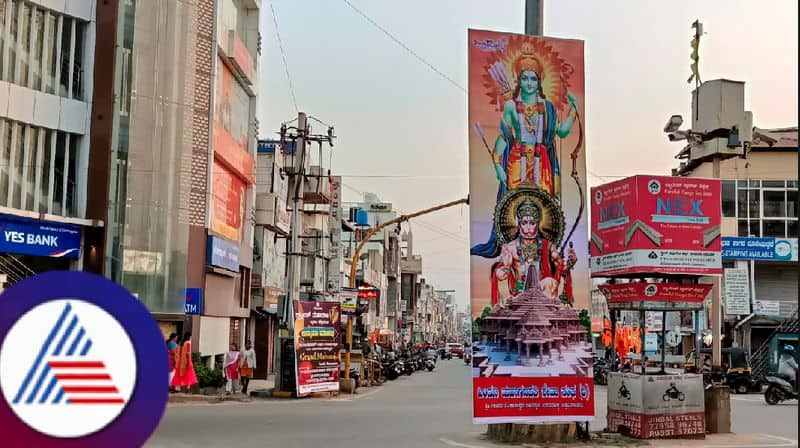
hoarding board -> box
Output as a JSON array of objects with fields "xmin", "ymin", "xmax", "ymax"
[
  {"xmin": 468, "ymin": 29, "xmax": 593, "ymax": 424},
  {"xmin": 590, "ymin": 176, "xmax": 722, "ymax": 277},
  {"xmin": 293, "ymin": 301, "xmax": 341, "ymax": 395},
  {"xmin": 723, "ymin": 266, "xmax": 750, "ymax": 316}
]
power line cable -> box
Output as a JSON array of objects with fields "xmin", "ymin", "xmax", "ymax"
[
  {"xmin": 268, "ymin": 0, "xmax": 299, "ymax": 113},
  {"xmin": 341, "ymin": 0, "xmax": 466, "ymax": 92}
]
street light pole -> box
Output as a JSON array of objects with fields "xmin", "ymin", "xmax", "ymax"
[{"xmin": 343, "ymin": 197, "xmax": 468, "ymax": 378}]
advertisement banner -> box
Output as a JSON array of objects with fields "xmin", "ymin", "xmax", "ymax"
[
  {"xmin": 206, "ymin": 235, "xmax": 240, "ymax": 272},
  {"xmin": 293, "ymin": 301, "xmax": 341, "ymax": 395},
  {"xmin": 722, "ymin": 237, "xmax": 798, "ymax": 262},
  {"xmin": 0, "ymin": 214, "xmax": 81, "ymax": 259},
  {"xmin": 468, "ymin": 30, "xmax": 593, "ymax": 424},
  {"xmin": 339, "ymin": 288, "xmax": 358, "ymax": 315},
  {"xmin": 723, "ymin": 266, "xmax": 750, "ymax": 316},
  {"xmin": 598, "ymin": 283, "xmax": 712, "ymax": 306},
  {"xmin": 212, "ymin": 160, "xmax": 246, "ymax": 242},
  {"xmin": 607, "ymin": 373, "xmax": 705, "ymax": 438},
  {"xmin": 755, "ymin": 300, "xmax": 780, "ymax": 317},
  {"xmin": 590, "ymin": 176, "xmax": 722, "ymax": 277}
]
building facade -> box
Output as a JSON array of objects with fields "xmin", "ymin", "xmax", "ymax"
[{"xmin": 0, "ymin": 0, "xmax": 100, "ymax": 285}]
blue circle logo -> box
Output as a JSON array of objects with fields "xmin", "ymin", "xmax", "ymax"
[{"xmin": 0, "ymin": 271, "xmax": 168, "ymax": 447}]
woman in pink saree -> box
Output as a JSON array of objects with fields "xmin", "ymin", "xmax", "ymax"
[{"xmin": 224, "ymin": 343, "xmax": 241, "ymax": 395}]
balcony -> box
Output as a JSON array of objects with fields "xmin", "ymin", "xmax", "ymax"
[{"xmin": 400, "ymin": 255, "xmax": 422, "ymax": 274}]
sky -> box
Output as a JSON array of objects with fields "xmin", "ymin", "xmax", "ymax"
[{"xmin": 257, "ymin": 0, "xmax": 798, "ymax": 311}]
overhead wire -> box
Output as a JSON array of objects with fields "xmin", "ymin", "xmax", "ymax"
[{"xmin": 268, "ymin": 0, "xmax": 300, "ymax": 113}]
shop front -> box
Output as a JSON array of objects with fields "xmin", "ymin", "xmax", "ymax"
[{"xmin": 0, "ymin": 213, "xmax": 84, "ymax": 289}]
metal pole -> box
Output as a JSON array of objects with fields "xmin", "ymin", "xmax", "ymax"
[
  {"xmin": 344, "ymin": 197, "xmax": 468, "ymax": 377},
  {"xmin": 711, "ymin": 157, "xmax": 722, "ymax": 368},
  {"xmin": 660, "ymin": 311, "xmax": 667, "ymax": 374},
  {"xmin": 525, "ymin": 0, "xmax": 544, "ymax": 35},
  {"xmin": 640, "ymin": 310, "xmax": 646, "ymax": 375}
]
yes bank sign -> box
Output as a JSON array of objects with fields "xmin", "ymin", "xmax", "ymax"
[{"xmin": 0, "ymin": 214, "xmax": 81, "ymax": 259}]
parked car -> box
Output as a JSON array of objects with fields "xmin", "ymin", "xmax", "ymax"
[{"xmin": 447, "ymin": 343, "xmax": 464, "ymax": 358}]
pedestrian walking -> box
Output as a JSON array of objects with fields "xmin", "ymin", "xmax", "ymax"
[
  {"xmin": 224, "ymin": 343, "xmax": 241, "ymax": 395},
  {"xmin": 171, "ymin": 332, "xmax": 198, "ymax": 392},
  {"xmin": 166, "ymin": 333, "xmax": 179, "ymax": 392},
  {"xmin": 239, "ymin": 340, "xmax": 256, "ymax": 395}
]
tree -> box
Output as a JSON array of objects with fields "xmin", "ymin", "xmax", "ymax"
[{"xmin": 578, "ymin": 309, "xmax": 592, "ymax": 332}]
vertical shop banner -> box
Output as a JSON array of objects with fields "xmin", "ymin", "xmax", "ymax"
[
  {"xmin": 468, "ymin": 30, "xmax": 593, "ymax": 424},
  {"xmin": 293, "ymin": 301, "xmax": 341, "ymax": 395},
  {"xmin": 327, "ymin": 176, "xmax": 343, "ymax": 294},
  {"xmin": 212, "ymin": 160, "xmax": 246, "ymax": 242}
]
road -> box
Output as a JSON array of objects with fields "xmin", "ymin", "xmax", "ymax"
[{"xmin": 149, "ymin": 359, "xmax": 797, "ymax": 447}]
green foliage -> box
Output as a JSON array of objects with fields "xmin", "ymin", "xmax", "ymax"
[
  {"xmin": 578, "ymin": 309, "xmax": 592, "ymax": 331},
  {"xmin": 472, "ymin": 306, "xmax": 493, "ymax": 341},
  {"xmin": 192, "ymin": 352, "xmax": 224, "ymax": 388}
]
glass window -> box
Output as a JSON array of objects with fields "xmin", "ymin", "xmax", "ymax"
[
  {"xmin": 737, "ymin": 189, "xmax": 759, "ymax": 219},
  {"xmin": 762, "ymin": 180, "xmax": 785, "ymax": 188},
  {"xmin": 6, "ymin": 0, "xmax": 17, "ymax": 82},
  {"xmin": 749, "ymin": 180, "xmax": 760, "ymax": 187},
  {"xmin": 52, "ymin": 131, "xmax": 65, "ymax": 215},
  {"xmin": 789, "ymin": 220, "xmax": 798, "ymax": 238},
  {"xmin": 0, "ymin": 119, "xmax": 10, "ymax": 205},
  {"xmin": 788, "ymin": 190, "xmax": 797, "ymax": 218},
  {"xmin": 763, "ymin": 190, "xmax": 786, "ymax": 217},
  {"xmin": 59, "ymin": 17, "xmax": 72, "ymax": 97},
  {"xmin": 788, "ymin": 181, "xmax": 797, "ymax": 188},
  {"xmin": 10, "ymin": 122, "xmax": 23, "ymax": 208},
  {"xmin": 32, "ymin": 7, "xmax": 44, "ymax": 90},
  {"xmin": 46, "ymin": 12, "xmax": 56, "ymax": 93},
  {"xmin": 17, "ymin": 2, "xmax": 30, "ymax": 86},
  {"xmin": 739, "ymin": 219, "xmax": 760, "ymax": 237},
  {"xmin": 39, "ymin": 129, "xmax": 51, "ymax": 213},
  {"xmin": 66, "ymin": 134, "xmax": 77, "ymax": 216},
  {"xmin": 763, "ymin": 220, "xmax": 786, "ymax": 238},
  {"xmin": 0, "ymin": 0, "xmax": 6, "ymax": 77},
  {"xmin": 722, "ymin": 181, "xmax": 736, "ymax": 217},
  {"xmin": 24, "ymin": 125, "xmax": 36, "ymax": 210}
]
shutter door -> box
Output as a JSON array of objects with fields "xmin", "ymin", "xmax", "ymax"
[{"xmin": 755, "ymin": 262, "xmax": 799, "ymax": 319}]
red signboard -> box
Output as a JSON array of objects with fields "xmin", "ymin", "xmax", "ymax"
[
  {"xmin": 357, "ymin": 288, "xmax": 379, "ymax": 300},
  {"xmin": 473, "ymin": 377, "xmax": 594, "ymax": 423},
  {"xmin": 212, "ymin": 160, "xmax": 246, "ymax": 242},
  {"xmin": 590, "ymin": 175, "xmax": 722, "ymax": 277},
  {"xmin": 598, "ymin": 283, "xmax": 713, "ymax": 304}
]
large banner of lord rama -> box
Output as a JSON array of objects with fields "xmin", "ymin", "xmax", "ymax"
[{"xmin": 468, "ymin": 29, "xmax": 594, "ymax": 424}]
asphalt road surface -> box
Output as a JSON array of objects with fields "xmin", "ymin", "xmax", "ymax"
[{"xmin": 149, "ymin": 359, "xmax": 797, "ymax": 447}]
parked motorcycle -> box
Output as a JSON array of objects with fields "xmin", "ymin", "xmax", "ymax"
[
  {"xmin": 593, "ymin": 359, "xmax": 609, "ymax": 386},
  {"xmin": 764, "ymin": 375, "xmax": 798, "ymax": 405},
  {"xmin": 464, "ymin": 350, "xmax": 472, "ymax": 366}
]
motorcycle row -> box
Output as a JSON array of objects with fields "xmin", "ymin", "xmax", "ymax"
[{"xmin": 351, "ymin": 349, "xmax": 439, "ymax": 388}]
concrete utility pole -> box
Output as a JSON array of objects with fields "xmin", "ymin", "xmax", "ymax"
[
  {"xmin": 525, "ymin": 0, "xmax": 544, "ymax": 35},
  {"xmin": 274, "ymin": 111, "xmax": 308, "ymax": 393}
]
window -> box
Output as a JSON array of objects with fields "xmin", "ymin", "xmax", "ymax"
[
  {"xmin": 722, "ymin": 181, "xmax": 736, "ymax": 217},
  {"xmin": 727, "ymin": 179, "xmax": 798, "ymax": 238},
  {"xmin": 239, "ymin": 267, "xmax": 251, "ymax": 308}
]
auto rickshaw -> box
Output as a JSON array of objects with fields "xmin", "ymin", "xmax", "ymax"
[{"xmin": 685, "ymin": 347, "xmax": 756, "ymax": 393}]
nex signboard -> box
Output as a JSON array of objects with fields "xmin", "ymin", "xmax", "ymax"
[{"xmin": 590, "ymin": 175, "xmax": 722, "ymax": 277}]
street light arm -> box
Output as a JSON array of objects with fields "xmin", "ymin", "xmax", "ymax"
[{"xmin": 348, "ymin": 197, "xmax": 469, "ymax": 288}]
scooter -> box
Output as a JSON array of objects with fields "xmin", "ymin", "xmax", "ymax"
[
  {"xmin": 464, "ymin": 351, "xmax": 472, "ymax": 366},
  {"xmin": 764, "ymin": 375, "xmax": 799, "ymax": 405}
]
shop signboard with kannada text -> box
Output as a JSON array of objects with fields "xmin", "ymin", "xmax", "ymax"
[
  {"xmin": 339, "ymin": 288, "xmax": 358, "ymax": 315},
  {"xmin": 0, "ymin": 214, "xmax": 81, "ymax": 259},
  {"xmin": 590, "ymin": 176, "xmax": 722, "ymax": 277},
  {"xmin": 468, "ymin": 30, "xmax": 593, "ymax": 424},
  {"xmin": 293, "ymin": 301, "xmax": 341, "ymax": 395},
  {"xmin": 206, "ymin": 235, "xmax": 240, "ymax": 272},
  {"xmin": 598, "ymin": 283, "xmax": 712, "ymax": 311},
  {"xmin": 722, "ymin": 237, "xmax": 798, "ymax": 262}
]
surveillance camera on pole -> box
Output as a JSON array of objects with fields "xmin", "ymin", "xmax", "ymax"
[{"xmin": 664, "ymin": 115, "xmax": 683, "ymax": 133}]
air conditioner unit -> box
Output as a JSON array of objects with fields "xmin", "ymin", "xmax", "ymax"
[{"xmin": 255, "ymin": 193, "xmax": 276, "ymax": 227}]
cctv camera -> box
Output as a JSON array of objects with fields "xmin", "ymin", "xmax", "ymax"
[
  {"xmin": 668, "ymin": 132, "xmax": 687, "ymax": 142},
  {"xmin": 664, "ymin": 115, "xmax": 683, "ymax": 133}
]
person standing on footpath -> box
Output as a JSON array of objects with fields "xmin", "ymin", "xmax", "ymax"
[
  {"xmin": 224, "ymin": 343, "xmax": 241, "ymax": 395},
  {"xmin": 166, "ymin": 333, "xmax": 179, "ymax": 392},
  {"xmin": 172, "ymin": 332, "xmax": 199, "ymax": 392},
  {"xmin": 239, "ymin": 340, "xmax": 256, "ymax": 395}
]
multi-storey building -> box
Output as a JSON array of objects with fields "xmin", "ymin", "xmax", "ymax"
[
  {"xmin": 91, "ymin": 0, "xmax": 260, "ymax": 365},
  {"xmin": 0, "ymin": 0, "xmax": 99, "ymax": 284}
]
